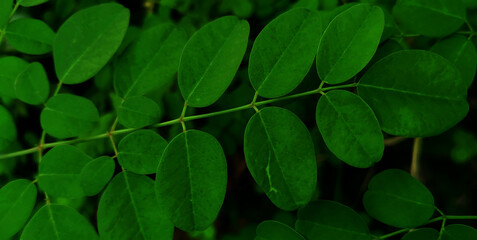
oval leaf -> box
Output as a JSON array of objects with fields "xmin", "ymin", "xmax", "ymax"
[
  {"xmin": 363, "ymin": 169, "xmax": 435, "ymax": 228},
  {"xmin": 317, "ymin": 4, "xmax": 384, "ymax": 84},
  {"xmin": 249, "ymin": 8, "xmax": 322, "ymax": 98},
  {"xmin": 118, "ymin": 130, "xmax": 167, "ymax": 174},
  {"xmin": 316, "ymin": 90, "xmax": 383, "ymax": 168},
  {"xmin": 118, "ymin": 96, "xmax": 162, "ymax": 128},
  {"xmin": 40, "ymin": 93, "xmax": 100, "ymax": 139},
  {"xmin": 401, "ymin": 228, "xmax": 439, "ymax": 240},
  {"xmin": 15, "ymin": 62, "xmax": 50, "ymax": 105},
  {"xmin": 0, "ymin": 105, "xmax": 17, "ymax": 151},
  {"xmin": 0, "ymin": 179, "xmax": 37, "ymax": 239},
  {"xmin": 443, "ymin": 224, "xmax": 477, "ymax": 240},
  {"xmin": 255, "ymin": 220, "xmax": 304, "ymax": 240},
  {"xmin": 21, "ymin": 204, "xmax": 99, "ymax": 240},
  {"xmin": 98, "ymin": 171, "xmax": 174, "ymax": 240},
  {"xmin": 0, "ymin": 56, "xmax": 29, "ymax": 98},
  {"xmin": 80, "ymin": 156, "xmax": 115, "ymax": 196},
  {"xmin": 178, "ymin": 16, "xmax": 249, "ymax": 107},
  {"xmin": 54, "ymin": 3, "xmax": 130, "ymax": 84},
  {"xmin": 244, "ymin": 107, "xmax": 317, "ymax": 210},
  {"xmin": 0, "ymin": 0, "xmax": 12, "ymax": 29},
  {"xmin": 6, "ymin": 18, "xmax": 55, "ymax": 55},
  {"xmin": 156, "ymin": 130, "xmax": 227, "ymax": 232},
  {"xmin": 38, "ymin": 145, "xmax": 93, "ymax": 198},
  {"xmin": 358, "ymin": 50, "xmax": 468, "ymax": 137},
  {"xmin": 296, "ymin": 200, "xmax": 371, "ymax": 240}
]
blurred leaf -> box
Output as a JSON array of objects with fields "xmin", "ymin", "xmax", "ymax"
[
  {"xmin": 443, "ymin": 224, "xmax": 477, "ymax": 240},
  {"xmin": 0, "ymin": 0, "xmax": 12, "ymax": 29},
  {"xmin": 15, "ymin": 62, "xmax": 50, "ymax": 105},
  {"xmin": 6, "ymin": 18, "xmax": 55, "ymax": 55},
  {"xmin": 0, "ymin": 56, "xmax": 29, "ymax": 98},
  {"xmin": 80, "ymin": 156, "xmax": 115, "ymax": 196},
  {"xmin": 19, "ymin": 0, "xmax": 49, "ymax": 7},
  {"xmin": 118, "ymin": 96, "xmax": 162, "ymax": 128},
  {"xmin": 401, "ymin": 228, "xmax": 439, "ymax": 240},
  {"xmin": 255, "ymin": 220, "xmax": 304, "ymax": 240},
  {"xmin": 0, "ymin": 105, "xmax": 16, "ymax": 151}
]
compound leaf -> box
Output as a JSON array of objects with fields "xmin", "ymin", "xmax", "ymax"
[
  {"xmin": 0, "ymin": 105, "xmax": 17, "ymax": 151},
  {"xmin": 178, "ymin": 16, "xmax": 249, "ymax": 107},
  {"xmin": 0, "ymin": 56, "xmax": 29, "ymax": 98},
  {"xmin": 80, "ymin": 156, "xmax": 115, "ymax": 196},
  {"xmin": 156, "ymin": 130, "xmax": 227, "ymax": 232},
  {"xmin": 249, "ymin": 8, "xmax": 322, "ymax": 98},
  {"xmin": 54, "ymin": 3, "xmax": 129, "ymax": 84},
  {"xmin": 15, "ymin": 62, "xmax": 50, "ymax": 105},
  {"xmin": 401, "ymin": 228, "xmax": 439, "ymax": 240},
  {"xmin": 244, "ymin": 107, "xmax": 316, "ymax": 211},
  {"xmin": 443, "ymin": 224, "xmax": 477, "ymax": 240},
  {"xmin": 118, "ymin": 96, "xmax": 162, "ymax": 128},
  {"xmin": 6, "ymin": 18, "xmax": 55, "ymax": 55},
  {"xmin": 255, "ymin": 220, "xmax": 304, "ymax": 240},
  {"xmin": 363, "ymin": 169, "xmax": 435, "ymax": 228}
]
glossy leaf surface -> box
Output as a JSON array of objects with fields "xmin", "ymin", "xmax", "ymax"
[
  {"xmin": 15, "ymin": 62, "xmax": 50, "ymax": 105},
  {"xmin": 80, "ymin": 156, "xmax": 115, "ymax": 196},
  {"xmin": 6, "ymin": 18, "xmax": 55, "ymax": 55},
  {"xmin": 118, "ymin": 96, "xmax": 162, "ymax": 128},
  {"xmin": 255, "ymin": 220, "xmax": 304, "ymax": 240}
]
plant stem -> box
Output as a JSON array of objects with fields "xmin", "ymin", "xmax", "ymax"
[{"xmin": 411, "ymin": 137, "xmax": 422, "ymax": 179}]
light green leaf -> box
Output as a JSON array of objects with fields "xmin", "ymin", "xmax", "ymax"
[
  {"xmin": 443, "ymin": 224, "xmax": 477, "ymax": 240},
  {"xmin": 401, "ymin": 228, "xmax": 439, "ymax": 240},
  {"xmin": 118, "ymin": 96, "xmax": 162, "ymax": 128},
  {"xmin": 6, "ymin": 18, "xmax": 55, "ymax": 55},
  {"xmin": 363, "ymin": 169, "xmax": 435, "ymax": 228},
  {"xmin": 178, "ymin": 16, "xmax": 249, "ymax": 107},
  {"xmin": 249, "ymin": 8, "xmax": 322, "ymax": 98},
  {"xmin": 255, "ymin": 220, "xmax": 304, "ymax": 240},
  {"xmin": 295, "ymin": 200, "xmax": 371, "ymax": 240},
  {"xmin": 0, "ymin": 179, "xmax": 37, "ymax": 240},
  {"xmin": 80, "ymin": 156, "xmax": 115, "ymax": 196},
  {"xmin": 0, "ymin": 105, "xmax": 16, "ymax": 151},
  {"xmin": 316, "ymin": 90, "xmax": 383, "ymax": 168},
  {"xmin": 20, "ymin": 204, "xmax": 99, "ymax": 240},
  {"xmin": 114, "ymin": 23, "xmax": 187, "ymax": 98},
  {"xmin": 317, "ymin": 4, "xmax": 384, "ymax": 84},
  {"xmin": 15, "ymin": 62, "xmax": 49, "ymax": 105},
  {"xmin": 431, "ymin": 35, "xmax": 477, "ymax": 88},
  {"xmin": 358, "ymin": 50, "xmax": 468, "ymax": 137},
  {"xmin": 98, "ymin": 171, "xmax": 174, "ymax": 240},
  {"xmin": 0, "ymin": 0, "xmax": 12, "ymax": 29},
  {"xmin": 38, "ymin": 145, "xmax": 93, "ymax": 198},
  {"xmin": 118, "ymin": 130, "xmax": 167, "ymax": 174},
  {"xmin": 0, "ymin": 56, "xmax": 29, "ymax": 98},
  {"xmin": 40, "ymin": 93, "xmax": 100, "ymax": 139},
  {"xmin": 244, "ymin": 107, "xmax": 316, "ymax": 210},
  {"xmin": 156, "ymin": 130, "xmax": 227, "ymax": 232},
  {"xmin": 392, "ymin": 0, "xmax": 466, "ymax": 37},
  {"xmin": 54, "ymin": 3, "xmax": 130, "ymax": 84},
  {"xmin": 19, "ymin": 0, "xmax": 48, "ymax": 7}
]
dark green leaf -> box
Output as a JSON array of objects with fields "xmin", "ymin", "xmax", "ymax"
[
  {"xmin": 6, "ymin": 18, "xmax": 55, "ymax": 55},
  {"xmin": 392, "ymin": 0, "xmax": 466, "ymax": 37},
  {"xmin": 15, "ymin": 62, "xmax": 50, "ymax": 105},
  {"xmin": 401, "ymin": 228, "xmax": 439, "ymax": 240},
  {"xmin": 40, "ymin": 93, "xmax": 100, "ymax": 139},
  {"xmin": 443, "ymin": 224, "xmax": 477, "ymax": 240},
  {"xmin": 118, "ymin": 130, "xmax": 167, "ymax": 174},
  {"xmin": 0, "ymin": 105, "xmax": 16, "ymax": 151},
  {"xmin": 0, "ymin": 56, "xmax": 29, "ymax": 98},
  {"xmin": 295, "ymin": 200, "xmax": 371, "ymax": 240},
  {"xmin": 178, "ymin": 16, "xmax": 249, "ymax": 107},
  {"xmin": 316, "ymin": 90, "xmax": 383, "ymax": 168},
  {"xmin": 249, "ymin": 8, "xmax": 322, "ymax": 98},
  {"xmin": 38, "ymin": 145, "xmax": 93, "ymax": 198},
  {"xmin": 317, "ymin": 4, "xmax": 384, "ymax": 84},
  {"xmin": 156, "ymin": 130, "xmax": 227, "ymax": 232},
  {"xmin": 80, "ymin": 156, "xmax": 115, "ymax": 196},
  {"xmin": 0, "ymin": 0, "xmax": 12, "ymax": 29},
  {"xmin": 255, "ymin": 220, "xmax": 304, "ymax": 240},
  {"xmin": 54, "ymin": 3, "xmax": 130, "ymax": 84},
  {"xmin": 98, "ymin": 171, "xmax": 174, "ymax": 240},
  {"xmin": 19, "ymin": 0, "xmax": 48, "ymax": 7},
  {"xmin": 114, "ymin": 23, "xmax": 187, "ymax": 98},
  {"xmin": 244, "ymin": 107, "xmax": 316, "ymax": 210},
  {"xmin": 21, "ymin": 204, "xmax": 99, "ymax": 240},
  {"xmin": 363, "ymin": 169, "xmax": 435, "ymax": 228},
  {"xmin": 0, "ymin": 179, "xmax": 37, "ymax": 239},
  {"xmin": 118, "ymin": 96, "xmax": 162, "ymax": 128},
  {"xmin": 358, "ymin": 50, "xmax": 468, "ymax": 137}
]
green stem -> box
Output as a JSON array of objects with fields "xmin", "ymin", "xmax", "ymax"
[
  {"xmin": 0, "ymin": 0, "xmax": 21, "ymax": 46},
  {"xmin": 9, "ymin": 1, "xmax": 21, "ymax": 19},
  {"xmin": 379, "ymin": 228, "xmax": 410, "ymax": 239}
]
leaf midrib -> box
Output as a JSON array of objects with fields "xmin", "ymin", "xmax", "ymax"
[
  {"xmin": 122, "ymin": 172, "xmax": 147, "ymax": 239},
  {"xmin": 358, "ymin": 83, "xmax": 465, "ymax": 101}
]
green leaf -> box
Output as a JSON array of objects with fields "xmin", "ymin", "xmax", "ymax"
[
  {"xmin": 363, "ymin": 169, "xmax": 435, "ymax": 228},
  {"xmin": 114, "ymin": 23, "xmax": 187, "ymax": 98},
  {"xmin": 155, "ymin": 130, "xmax": 227, "ymax": 232},
  {"xmin": 53, "ymin": 3, "xmax": 130, "ymax": 84},
  {"xmin": 255, "ymin": 220, "xmax": 304, "ymax": 240},
  {"xmin": 118, "ymin": 130, "xmax": 167, "ymax": 174},
  {"xmin": 21, "ymin": 204, "xmax": 99, "ymax": 240},
  {"xmin": 317, "ymin": 4, "xmax": 384, "ymax": 84},
  {"xmin": 249, "ymin": 8, "xmax": 322, "ymax": 98},
  {"xmin": 0, "ymin": 0, "xmax": 12, "ymax": 29},
  {"xmin": 118, "ymin": 96, "xmax": 162, "ymax": 128},
  {"xmin": 443, "ymin": 224, "xmax": 477, "ymax": 240},
  {"xmin": 19, "ymin": 0, "xmax": 49, "ymax": 7},
  {"xmin": 316, "ymin": 90, "xmax": 383, "ymax": 168},
  {"xmin": 5, "ymin": 18, "xmax": 55, "ymax": 55},
  {"xmin": 38, "ymin": 145, "xmax": 93, "ymax": 198},
  {"xmin": 358, "ymin": 50, "xmax": 468, "ymax": 137},
  {"xmin": 392, "ymin": 0, "xmax": 466, "ymax": 37},
  {"xmin": 0, "ymin": 179, "xmax": 37, "ymax": 239},
  {"xmin": 244, "ymin": 107, "xmax": 316, "ymax": 210},
  {"xmin": 0, "ymin": 105, "xmax": 16, "ymax": 151},
  {"xmin": 98, "ymin": 171, "xmax": 174, "ymax": 240},
  {"xmin": 0, "ymin": 56, "xmax": 29, "ymax": 98},
  {"xmin": 40, "ymin": 93, "xmax": 100, "ymax": 139},
  {"xmin": 431, "ymin": 35, "xmax": 477, "ymax": 88},
  {"xmin": 80, "ymin": 156, "xmax": 115, "ymax": 196},
  {"xmin": 401, "ymin": 228, "xmax": 439, "ymax": 240},
  {"xmin": 14, "ymin": 62, "xmax": 50, "ymax": 105},
  {"xmin": 178, "ymin": 16, "xmax": 249, "ymax": 107},
  {"xmin": 295, "ymin": 200, "xmax": 371, "ymax": 240}
]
